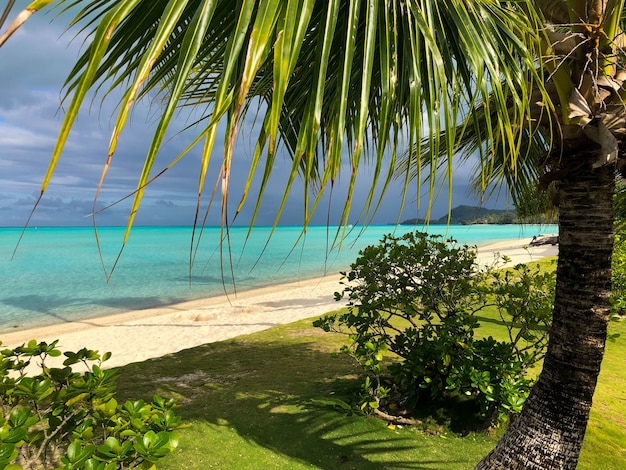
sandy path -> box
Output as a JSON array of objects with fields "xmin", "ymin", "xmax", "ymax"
[{"xmin": 1, "ymin": 237, "xmax": 558, "ymax": 368}]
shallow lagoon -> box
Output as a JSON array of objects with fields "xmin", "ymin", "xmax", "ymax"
[{"xmin": 0, "ymin": 224, "xmax": 556, "ymax": 331}]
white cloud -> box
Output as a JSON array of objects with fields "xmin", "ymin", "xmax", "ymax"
[{"xmin": 0, "ymin": 122, "xmax": 58, "ymax": 149}]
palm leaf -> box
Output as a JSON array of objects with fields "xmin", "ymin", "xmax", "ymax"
[{"xmin": 2, "ymin": 0, "xmax": 547, "ymax": 270}]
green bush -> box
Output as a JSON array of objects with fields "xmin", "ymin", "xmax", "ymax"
[
  {"xmin": 0, "ymin": 340, "xmax": 184, "ymax": 469},
  {"xmin": 611, "ymin": 232, "xmax": 626, "ymax": 317},
  {"xmin": 315, "ymin": 232, "xmax": 554, "ymax": 424}
]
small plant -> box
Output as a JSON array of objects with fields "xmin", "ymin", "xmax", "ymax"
[
  {"xmin": 315, "ymin": 232, "xmax": 554, "ymax": 425},
  {"xmin": 0, "ymin": 340, "xmax": 184, "ymax": 469}
]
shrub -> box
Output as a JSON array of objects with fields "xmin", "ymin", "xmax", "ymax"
[
  {"xmin": 488, "ymin": 261, "xmax": 554, "ymax": 367},
  {"xmin": 314, "ymin": 232, "xmax": 554, "ymax": 424},
  {"xmin": 611, "ymin": 232, "xmax": 626, "ymax": 318},
  {"xmin": 0, "ymin": 340, "xmax": 184, "ymax": 469}
]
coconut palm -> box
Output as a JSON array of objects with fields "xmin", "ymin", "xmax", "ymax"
[{"xmin": 2, "ymin": 0, "xmax": 624, "ymax": 468}]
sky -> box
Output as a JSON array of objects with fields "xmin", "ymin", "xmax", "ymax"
[{"xmin": 0, "ymin": 1, "xmax": 512, "ymax": 228}]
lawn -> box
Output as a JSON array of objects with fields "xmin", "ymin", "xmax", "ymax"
[{"xmin": 114, "ymin": 261, "xmax": 625, "ymax": 469}]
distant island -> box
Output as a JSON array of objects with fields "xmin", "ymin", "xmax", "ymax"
[{"xmin": 400, "ymin": 205, "xmax": 556, "ymax": 225}]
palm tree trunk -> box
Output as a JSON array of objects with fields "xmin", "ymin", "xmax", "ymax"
[{"xmin": 476, "ymin": 161, "xmax": 615, "ymax": 469}]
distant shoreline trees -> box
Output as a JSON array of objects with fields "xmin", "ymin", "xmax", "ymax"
[{"xmin": 400, "ymin": 205, "xmax": 557, "ymax": 226}]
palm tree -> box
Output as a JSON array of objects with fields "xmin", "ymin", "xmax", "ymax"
[{"xmin": 2, "ymin": 0, "xmax": 624, "ymax": 468}]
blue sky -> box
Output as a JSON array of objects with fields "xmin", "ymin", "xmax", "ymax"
[{"xmin": 0, "ymin": 1, "xmax": 510, "ymax": 227}]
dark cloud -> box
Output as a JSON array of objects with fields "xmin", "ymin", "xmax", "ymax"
[{"xmin": 155, "ymin": 199, "xmax": 176, "ymax": 208}]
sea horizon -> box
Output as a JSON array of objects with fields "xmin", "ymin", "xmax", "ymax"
[{"xmin": 1, "ymin": 224, "xmax": 557, "ymax": 333}]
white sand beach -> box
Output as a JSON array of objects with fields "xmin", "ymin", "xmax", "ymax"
[{"xmin": 1, "ymin": 237, "xmax": 558, "ymax": 369}]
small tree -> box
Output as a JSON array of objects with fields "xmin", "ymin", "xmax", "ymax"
[{"xmin": 315, "ymin": 232, "xmax": 554, "ymax": 424}]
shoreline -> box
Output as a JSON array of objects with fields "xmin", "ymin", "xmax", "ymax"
[{"xmin": 1, "ymin": 237, "xmax": 558, "ymax": 369}]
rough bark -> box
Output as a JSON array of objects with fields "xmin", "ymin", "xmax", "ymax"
[{"xmin": 476, "ymin": 161, "xmax": 615, "ymax": 469}]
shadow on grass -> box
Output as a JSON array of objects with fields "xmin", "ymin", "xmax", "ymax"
[
  {"xmin": 115, "ymin": 334, "xmax": 473, "ymax": 469},
  {"xmin": 474, "ymin": 314, "xmax": 548, "ymax": 331}
]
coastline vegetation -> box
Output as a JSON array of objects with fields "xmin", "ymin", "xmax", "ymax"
[
  {"xmin": 314, "ymin": 232, "xmax": 554, "ymax": 426},
  {"xmin": 2, "ymin": 233, "xmax": 624, "ymax": 468},
  {"xmin": 108, "ymin": 254, "xmax": 624, "ymax": 469},
  {"xmin": 400, "ymin": 205, "xmax": 557, "ymax": 226},
  {"xmin": 1, "ymin": 0, "xmax": 623, "ymax": 465}
]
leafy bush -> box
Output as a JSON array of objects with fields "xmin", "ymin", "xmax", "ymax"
[
  {"xmin": 315, "ymin": 232, "xmax": 554, "ymax": 424},
  {"xmin": 611, "ymin": 184, "xmax": 626, "ymax": 318},
  {"xmin": 611, "ymin": 232, "xmax": 626, "ymax": 317},
  {"xmin": 491, "ymin": 261, "xmax": 554, "ymax": 344},
  {"xmin": 0, "ymin": 340, "xmax": 184, "ymax": 469}
]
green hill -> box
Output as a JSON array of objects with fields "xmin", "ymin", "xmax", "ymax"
[{"xmin": 401, "ymin": 205, "xmax": 518, "ymax": 225}]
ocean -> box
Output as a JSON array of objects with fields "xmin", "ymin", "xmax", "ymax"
[{"xmin": 0, "ymin": 224, "xmax": 556, "ymax": 332}]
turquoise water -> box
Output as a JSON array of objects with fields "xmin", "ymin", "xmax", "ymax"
[{"xmin": 0, "ymin": 224, "xmax": 556, "ymax": 332}]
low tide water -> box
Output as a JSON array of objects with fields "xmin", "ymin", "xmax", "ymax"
[{"xmin": 0, "ymin": 224, "xmax": 556, "ymax": 332}]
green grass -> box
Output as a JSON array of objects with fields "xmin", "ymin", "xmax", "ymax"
[
  {"xmin": 578, "ymin": 317, "xmax": 626, "ymax": 468},
  {"xmin": 113, "ymin": 262, "xmax": 625, "ymax": 469},
  {"xmin": 114, "ymin": 321, "xmax": 496, "ymax": 468}
]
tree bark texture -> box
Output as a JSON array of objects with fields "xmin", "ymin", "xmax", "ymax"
[{"xmin": 476, "ymin": 162, "xmax": 615, "ymax": 469}]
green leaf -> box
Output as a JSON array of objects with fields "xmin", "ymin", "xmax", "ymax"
[
  {"xmin": 0, "ymin": 443, "xmax": 18, "ymax": 463},
  {"xmin": 142, "ymin": 430, "xmax": 157, "ymax": 449},
  {"xmin": 66, "ymin": 392, "xmax": 91, "ymax": 407}
]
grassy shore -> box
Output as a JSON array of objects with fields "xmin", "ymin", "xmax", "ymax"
[{"xmin": 112, "ymin": 259, "xmax": 625, "ymax": 469}]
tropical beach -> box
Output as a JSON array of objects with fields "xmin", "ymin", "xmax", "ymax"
[
  {"xmin": 2, "ymin": 0, "xmax": 623, "ymax": 466},
  {"xmin": 1, "ymin": 236, "xmax": 558, "ymax": 369}
]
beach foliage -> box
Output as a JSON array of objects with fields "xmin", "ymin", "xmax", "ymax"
[
  {"xmin": 611, "ymin": 231, "xmax": 626, "ymax": 318},
  {"xmin": 107, "ymin": 295, "xmax": 623, "ymax": 469},
  {"xmin": 0, "ymin": 340, "xmax": 183, "ymax": 469},
  {"xmin": 1, "ymin": 0, "xmax": 625, "ymax": 466},
  {"xmin": 314, "ymin": 232, "xmax": 554, "ymax": 424},
  {"xmin": 613, "ymin": 184, "xmax": 626, "ymax": 317}
]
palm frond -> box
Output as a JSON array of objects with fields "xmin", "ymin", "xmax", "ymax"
[{"xmin": 2, "ymin": 0, "xmax": 547, "ymax": 249}]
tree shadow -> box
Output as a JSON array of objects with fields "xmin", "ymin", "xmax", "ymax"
[
  {"xmin": 115, "ymin": 337, "xmax": 482, "ymax": 469},
  {"xmin": 475, "ymin": 314, "xmax": 549, "ymax": 331},
  {"xmin": 406, "ymin": 394, "xmax": 494, "ymax": 436},
  {"xmin": 0, "ymin": 293, "xmax": 191, "ymax": 330}
]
